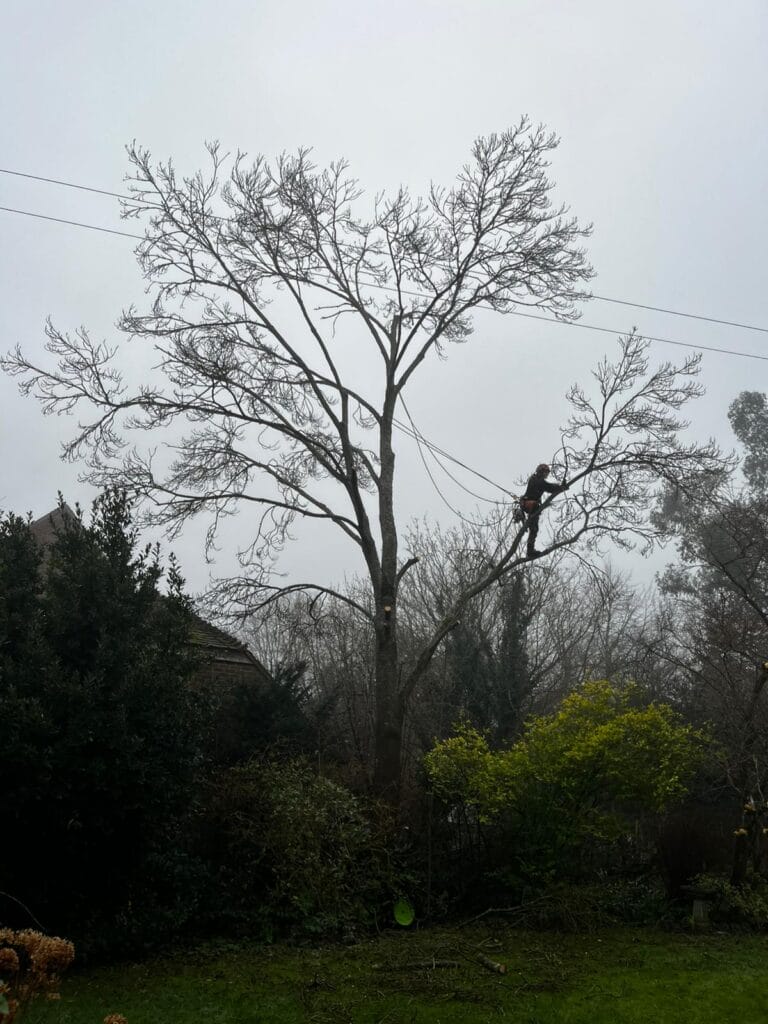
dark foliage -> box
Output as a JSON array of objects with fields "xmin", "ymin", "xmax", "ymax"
[
  {"xmin": 0, "ymin": 491, "xmax": 205, "ymax": 955},
  {"xmin": 198, "ymin": 758, "xmax": 409, "ymax": 941},
  {"xmin": 207, "ymin": 660, "xmax": 315, "ymax": 767}
]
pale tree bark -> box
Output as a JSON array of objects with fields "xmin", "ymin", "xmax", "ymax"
[{"xmin": 3, "ymin": 122, "xmax": 724, "ymax": 801}]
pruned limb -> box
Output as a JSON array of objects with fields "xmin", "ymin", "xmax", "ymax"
[{"xmin": 373, "ymin": 959, "xmax": 460, "ymax": 972}]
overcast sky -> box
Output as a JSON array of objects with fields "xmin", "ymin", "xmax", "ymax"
[{"xmin": 2, "ymin": 1, "xmax": 767, "ymax": 598}]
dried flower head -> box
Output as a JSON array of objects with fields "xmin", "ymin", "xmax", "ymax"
[
  {"xmin": 104, "ymin": 1014, "xmax": 129, "ymax": 1024},
  {"xmin": 734, "ymin": 827, "xmax": 749, "ymax": 836},
  {"xmin": 0, "ymin": 927, "xmax": 74, "ymax": 1022},
  {"xmin": 35, "ymin": 936, "xmax": 75, "ymax": 975},
  {"xmin": 0, "ymin": 947, "xmax": 20, "ymax": 975}
]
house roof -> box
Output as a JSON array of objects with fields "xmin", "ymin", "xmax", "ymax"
[
  {"xmin": 187, "ymin": 609, "xmax": 269, "ymax": 673},
  {"xmin": 29, "ymin": 504, "xmax": 76, "ymax": 549},
  {"xmin": 29, "ymin": 505, "xmax": 271, "ymax": 680}
]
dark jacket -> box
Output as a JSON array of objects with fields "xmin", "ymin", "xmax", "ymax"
[{"xmin": 523, "ymin": 474, "xmax": 561, "ymax": 504}]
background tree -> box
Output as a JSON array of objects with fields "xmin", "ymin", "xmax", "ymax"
[
  {"xmin": 0, "ymin": 512, "xmax": 52, "ymax": 869},
  {"xmin": 650, "ymin": 391, "xmax": 768, "ymax": 881},
  {"xmin": 0, "ymin": 492, "xmax": 204, "ymax": 950},
  {"xmin": 396, "ymin": 519, "xmax": 533, "ymax": 746},
  {"xmin": 4, "ymin": 124, "xmax": 723, "ymax": 799}
]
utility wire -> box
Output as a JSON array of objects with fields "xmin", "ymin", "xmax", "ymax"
[
  {"xmin": 417, "ymin": 440, "xmax": 502, "ymax": 504},
  {"xmin": 0, "ymin": 167, "xmax": 132, "ymax": 200},
  {"xmin": 399, "ymin": 414, "xmax": 503, "ymax": 507},
  {"xmin": 0, "ymin": 207, "xmax": 513, "ymax": 501},
  {"xmin": 2, "ymin": 196, "xmax": 766, "ymax": 501},
  {"xmin": 503, "ymin": 310, "xmax": 768, "ymax": 363},
  {"xmin": 590, "ymin": 293, "xmax": 768, "ymax": 335},
  {"xmin": 0, "ymin": 205, "xmax": 141, "ymax": 240},
  {"xmin": 10, "ymin": 169, "xmax": 764, "ymax": 536},
  {"xmin": 2, "ymin": 164, "xmax": 767, "ymax": 336},
  {"xmin": 354, "ymin": 274, "xmax": 768, "ymax": 364},
  {"xmin": 10, "ymin": 191, "xmax": 750, "ymax": 519},
  {"xmin": 2, "ymin": 201, "xmax": 766, "ymax": 364}
]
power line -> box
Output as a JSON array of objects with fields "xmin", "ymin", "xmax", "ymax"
[
  {"xmin": 358, "ymin": 274, "xmax": 768, "ymax": 364},
  {"xmin": 2, "ymin": 164, "xmax": 767, "ymax": 336},
  {"xmin": 8, "ymin": 190, "xmax": 756, "ymax": 523},
  {"xmin": 0, "ymin": 210, "xmax": 514, "ymax": 505},
  {"xmin": 398, "ymin": 397, "xmax": 483, "ymax": 521},
  {"xmin": 0, "ymin": 205, "xmax": 141, "ymax": 240},
  {"xmin": 399, "ymin": 419, "xmax": 504, "ymax": 509},
  {"xmin": 0, "ymin": 167, "xmax": 131, "ymax": 201},
  {"xmin": 0, "ymin": 203, "xmax": 524, "ymax": 507},
  {"xmin": 504, "ymin": 310, "xmax": 768, "ymax": 363},
  {"xmin": 2, "ymin": 201, "xmax": 768, "ymax": 364},
  {"xmin": 9, "ymin": 172, "xmax": 764, "ymax": 543},
  {"xmin": 590, "ymin": 293, "xmax": 768, "ymax": 335}
]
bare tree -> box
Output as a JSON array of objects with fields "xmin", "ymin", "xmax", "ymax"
[
  {"xmin": 244, "ymin": 588, "xmax": 378, "ymax": 776},
  {"xmin": 3, "ymin": 122, "xmax": 723, "ymax": 800},
  {"xmin": 524, "ymin": 560, "xmax": 666, "ymax": 704}
]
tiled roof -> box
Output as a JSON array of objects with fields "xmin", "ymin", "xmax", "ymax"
[
  {"xmin": 188, "ymin": 612, "xmax": 247, "ymax": 651},
  {"xmin": 29, "ymin": 504, "xmax": 76, "ymax": 550},
  {"xmin": 187, "ymin": 611, "xmax": 270, "ymax": 675}
]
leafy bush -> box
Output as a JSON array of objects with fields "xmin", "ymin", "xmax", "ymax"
[
  {"xmin": 692, "ymin": 874, "xmax": 768, "ymax": 930},
  {"xmin": 591, "ymin": 877, "xmax": 670, "ymax": 925},
  {"xmin": 202, "ymin": 759, "xmax": 406, "ymax": 939},
  {"xmin": 425, "ymin": 681, "xmax": 709, "ymax": 884},
  {"xmin": 207, "ymin": 660, "xmax": 315, "ymax": 767}
]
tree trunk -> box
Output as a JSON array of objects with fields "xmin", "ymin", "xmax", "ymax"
[
  {"xmin": 373, "ymin": 370, "xmax": 402, "ymax": 800},
  {"xmin": 372, "ymin": 625, "xmax": 404, "ymax": 801}
]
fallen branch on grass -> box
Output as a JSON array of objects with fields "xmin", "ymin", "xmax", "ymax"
[
  {"xmin": 372, "ymin": 959, "xmax": 460, "ymax": 971},
  {"xmin": 458, "ymin": 894, "xmax": 553, "ymax": 929},
  {"xmin": 474, "ymin": 953, "xmax": 507, "ymax": 975}
]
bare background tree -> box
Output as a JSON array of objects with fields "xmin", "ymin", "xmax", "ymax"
[{"xmin": 4, "ymin": 122, "xmax": 724, "ymax": 800}]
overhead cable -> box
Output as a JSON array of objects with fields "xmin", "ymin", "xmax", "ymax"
[
  {"xmin": 1, "ymin": 202, "xmax": 767, "ymax": 363},
  {"xmin": 2, "ymin": 164, "xmax": 767, "ymax": 335}
]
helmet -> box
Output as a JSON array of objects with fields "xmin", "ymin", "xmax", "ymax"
[{"xmin": 536, "ymin": 463, "xmax": 550, "ymax": 475}]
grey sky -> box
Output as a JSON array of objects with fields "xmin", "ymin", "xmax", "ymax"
[{"xmin": 2, "ymin": 1, "xmax": 767, "ymax": 596}]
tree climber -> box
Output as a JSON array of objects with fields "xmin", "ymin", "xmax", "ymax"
[{"xmin": 519, "ymin": 463, "xmax": 567, "ymax": 559}]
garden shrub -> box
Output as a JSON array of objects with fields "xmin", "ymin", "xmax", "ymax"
[
  {"xmin": 202, "ymin": 759, "xmax": 405, "ymax": 940},
  {"xmin": 425, "ymin": 680, "xmax": 709, "ymax": 888},
  {"xmin": 0, "ymin": 494, "xmax": 207, "ymax": 958},
  {"xmin": 692, "ymin": 874, "xmax": 768, "ymax": 930}
]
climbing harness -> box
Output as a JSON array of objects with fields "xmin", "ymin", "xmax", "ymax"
[{"xmin": 513, "ymin": 497, "xmax": 538, "ymax": 524}]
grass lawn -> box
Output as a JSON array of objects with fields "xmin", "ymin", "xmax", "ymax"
[{"xmin": 24, "ymin": 925, "xmax": 768, "ymax": 1024}]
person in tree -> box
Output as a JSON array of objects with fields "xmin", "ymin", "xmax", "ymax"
[{"xmin": 520, "ymin": 463, "xmax": 566, "ymax": 558}]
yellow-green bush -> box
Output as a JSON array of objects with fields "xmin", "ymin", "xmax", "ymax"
[{"xmin": 425, "ymin": 681, "xmax": 709, "ymax": 882}]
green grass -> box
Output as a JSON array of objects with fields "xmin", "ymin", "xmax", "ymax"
[{"xmin": 24, "ymin": 925, "xmax": 768, "ymax": 1023}]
